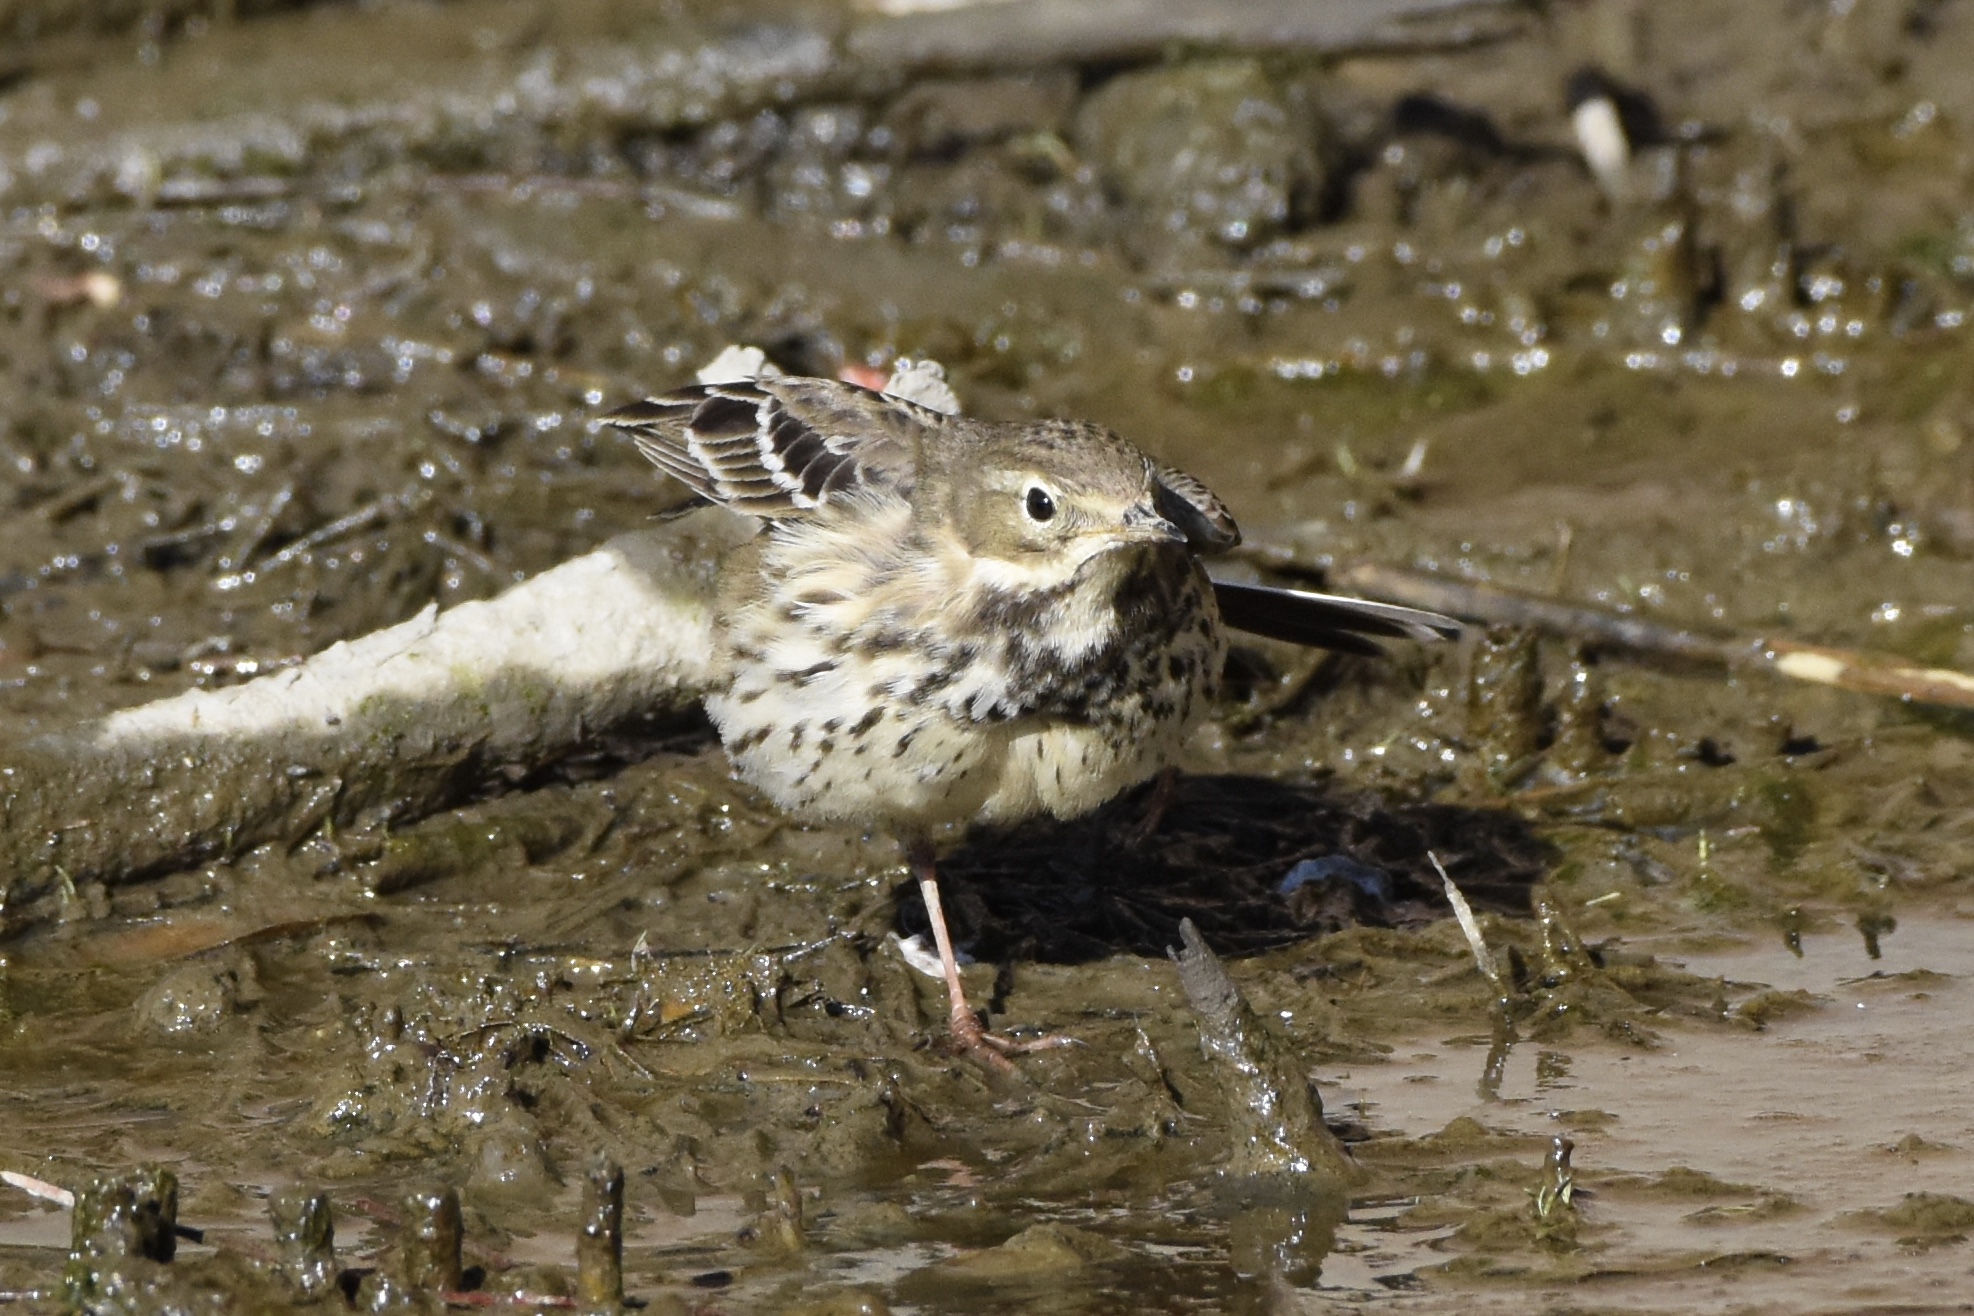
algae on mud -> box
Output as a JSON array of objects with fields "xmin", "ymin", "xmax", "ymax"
[{"xmin": 6, "ymin": 0, "xmax": 1974, "ymax": 1311}]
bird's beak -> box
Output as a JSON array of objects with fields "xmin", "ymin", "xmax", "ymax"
[{"xmin": 1117, "ymin": 502, "xmax": 1187, "ymax": 545}]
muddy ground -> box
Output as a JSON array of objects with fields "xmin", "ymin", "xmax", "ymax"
[{"xmin": 4, "ymin": 0, "xmax": 1974, "ymax": 1311}]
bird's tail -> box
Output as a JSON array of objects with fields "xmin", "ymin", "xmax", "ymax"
[{"xmin": 1210, "ymin": 578, "xmax": 1461, "ymax": 656}]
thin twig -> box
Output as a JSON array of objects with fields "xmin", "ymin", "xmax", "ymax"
[
  {"xmin": 849, "ymin": 0, "xmax": 1522, "ymax": 70},
  {"xmin": 38, "ymin": 473, "xmax": 122, "ymax": 523},
  {"xmin": 1, "ymin": 1169, "xmax": 74, "ymax": 1208},
  {"xmin": 1330, "ymin": 560, "xmax": 1974, "ymax": 711},
  {"xmin": 252, "ymin": 490, "xmax": 423, "ymax": 575},
  {"xmin": 1546, "ymin": 521, "xmax": 1574, "ymax": 597},
  {"xmin": 1329, "ymin": 561, "xmax": 1737, "ymax": 662},
  {"xmin": 1429, "ymin": 851, "xmax": 1503, "ymax": 992},
  {"xmin": 220, "ymin": 483, "xmax": 295, "ymax": 574},
  {"xmin": 421, "ymin": 530, "xmax": 503, "ymax": 580},
  {"xmin": 154, "ymin": 177, "xmax": 294, "ymax": 205},
  {"xmin": 441, "ymin": 1292, "xmax": 577, "ymax": 1309},
  {"xmin": 424, "ymin": 173, "xmax": 745, "ymax": 221}
]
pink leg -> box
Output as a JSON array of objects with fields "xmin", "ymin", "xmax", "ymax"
[{"xmin": 906, "ymin": 840, "xmax": 1077, "ymax": 1069}]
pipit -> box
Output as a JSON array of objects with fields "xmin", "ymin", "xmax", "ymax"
[{"xmin": 604, "ymin": 375, "xmax": 1456, "ymax": 1065}]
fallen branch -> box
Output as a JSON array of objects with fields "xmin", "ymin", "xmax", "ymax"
[
  {"xmin": 1329, "ymin": 560, "xmax": 1974, "ymax": 711},
  {"xmin": 0, "ymin": 515, "xmax": 746, "ymax": 930},
  {"xmin": 848, "ymin": 0, "xmax": 1520, "ymax": 71}
]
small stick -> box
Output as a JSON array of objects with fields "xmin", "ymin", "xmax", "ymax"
[
  {"xmin": 37, "ymin": 473, "xmax": 121, "ymax": 523},
  {"xmin": 849, "ymin": 0, "xmax": 1523, "ymax": 70},
  {"xmin": 251, "ymin": 491, "xmax": 419, "ymax": 575},
  {"xmin": 1331, "ymin": 560, "xmax": 1974, "ymax": 711},
  {"xmin": 1330, "ymin": 561, "xmax": 1736, "ymax": 662},
  {"xmin": 422, "ymin": 530, "xmax": 504, "ymax": 580},
  {"xmin": 441, "ymin": 1293, "xmax": 577, "ymax": 1310},
  {"xmin": 154, "ymin": 177, "xmax": 294, "ymax": 205},
  {"xmin": 220, "ymin": 483, "xmax": 295, "ymax": 574},
  {"xmin": 1430, "ymin": 851, "xmax": 1503, "ymax": 992},
  {"xmin": 1546, "ymin": 521, "xmax": 1575, "ymax": 597},
  {"xmin": 1, "ymin": 1170, "xmax": 73, "ymax": 1208}
]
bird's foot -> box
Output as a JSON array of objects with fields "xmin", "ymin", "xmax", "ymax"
[{"xmin": 945, "ymin": 1005, "xmax": 1080, "ymax": 1072}]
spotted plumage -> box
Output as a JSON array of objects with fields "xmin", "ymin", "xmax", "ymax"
[
  {"xmin": 607, "ymin": 376, "xmax": 1238, "ymax": 832},
  {"xmin": 603, "ymin": 373, "xmax": 1456, "ymax": 1063}
]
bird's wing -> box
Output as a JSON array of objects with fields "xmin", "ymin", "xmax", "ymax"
[
  {"xmin": 602, "ymin": 377, "xmax": 925, "ymax": 515},
  {"xmin": 1211, "ymin": 579, "xmax": 1461, "ymax": 656},
  {"xmin": 1152, "ymin": 462, "xmax": 1241, "ymax": 551}
]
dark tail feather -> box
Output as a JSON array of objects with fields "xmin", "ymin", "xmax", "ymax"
[{"xmin": 1211, "ymin": 579, "xmax": 1461, "ymax": 655}]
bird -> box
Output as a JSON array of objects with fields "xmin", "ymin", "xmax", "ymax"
[{"xmin": 602, "ymin": 373, "xmax": 1458, "ymax": 1067}]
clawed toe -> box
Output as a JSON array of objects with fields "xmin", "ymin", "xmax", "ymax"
[
  {"xmin": 912, "ymin": 854, "xmax": 1081, "ymax": 1072},
  {"xmin": 945, "ymin": 1008, "xmax": 1080, "ymax": 1070},
  {"xmin": 975, "ymin": 1027, "xmax": 1081, "ymax": 1056}
]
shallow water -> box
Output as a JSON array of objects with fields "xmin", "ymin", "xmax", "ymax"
[{"xmin": 4, "ymin": 1, "xmax": 1974, "ymax": 1311}]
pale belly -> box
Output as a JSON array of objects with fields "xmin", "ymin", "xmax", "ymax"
[
  {"xmin": 705, "ymin": 658, "xmax": 1195, "ymax": 833},
  {"xmin": 703, "ymin": 542, "xmax": 1223, "ymax": 835}
]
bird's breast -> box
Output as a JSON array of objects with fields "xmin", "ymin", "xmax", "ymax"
[
  {"xmin": 976, "ymin": 545, "xmax": 1224, "ymax": 728},
  {"xmin": 707, "ymin": 521, "xmax": 1223, "ymax": 829}
]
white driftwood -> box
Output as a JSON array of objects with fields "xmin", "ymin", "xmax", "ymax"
[
  {"xmin": 0, "ymin": 514, "xmax": 750, "ymax": 924},
  {"xmin": 95, "ymin": 527, "xmax": 724, "ymax": 749}
]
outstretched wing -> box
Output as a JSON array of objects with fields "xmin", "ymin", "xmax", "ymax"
[
  {"xmin": 602, "ymin": 377, "xmax": 927, "ymax": 515},
  {"xmin": 1153, "ymin": 462, "xmax": 1240, "ymax": 551},
  {"xmin": 1212, "ymin": 579, "xmax": 1461, "ymax": 656}
]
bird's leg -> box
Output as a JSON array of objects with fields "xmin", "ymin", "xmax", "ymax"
[
  {"xmin": 905, "ymin": 839, "xmax": 1076, "ymax": 1067},
  {"xmin": 1127, "ymin": 766, "xmax": 1181, "ymax": 846},
  {"xmin": 911, "ymin": 852, "xmax": 1012, "ymax": 1072}
]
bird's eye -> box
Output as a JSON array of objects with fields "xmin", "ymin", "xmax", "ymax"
[{"xmin": 1024, "ymin": 486, "xmax": 1057, "ymax": 523}]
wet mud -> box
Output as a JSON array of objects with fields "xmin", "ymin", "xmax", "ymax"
[{"xmin": 5, "ymin": 1, "xmax": 1974, "ymax": 1311}]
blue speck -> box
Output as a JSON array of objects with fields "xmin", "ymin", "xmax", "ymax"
[{"xmin": 1279, "ymin": 855, "xmax": 1391, "ymax": 901}]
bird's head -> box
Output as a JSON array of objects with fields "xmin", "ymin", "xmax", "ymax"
[{"xmin": 926, "ymin": 421, "xmax": 1205, "ymax": 592}]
